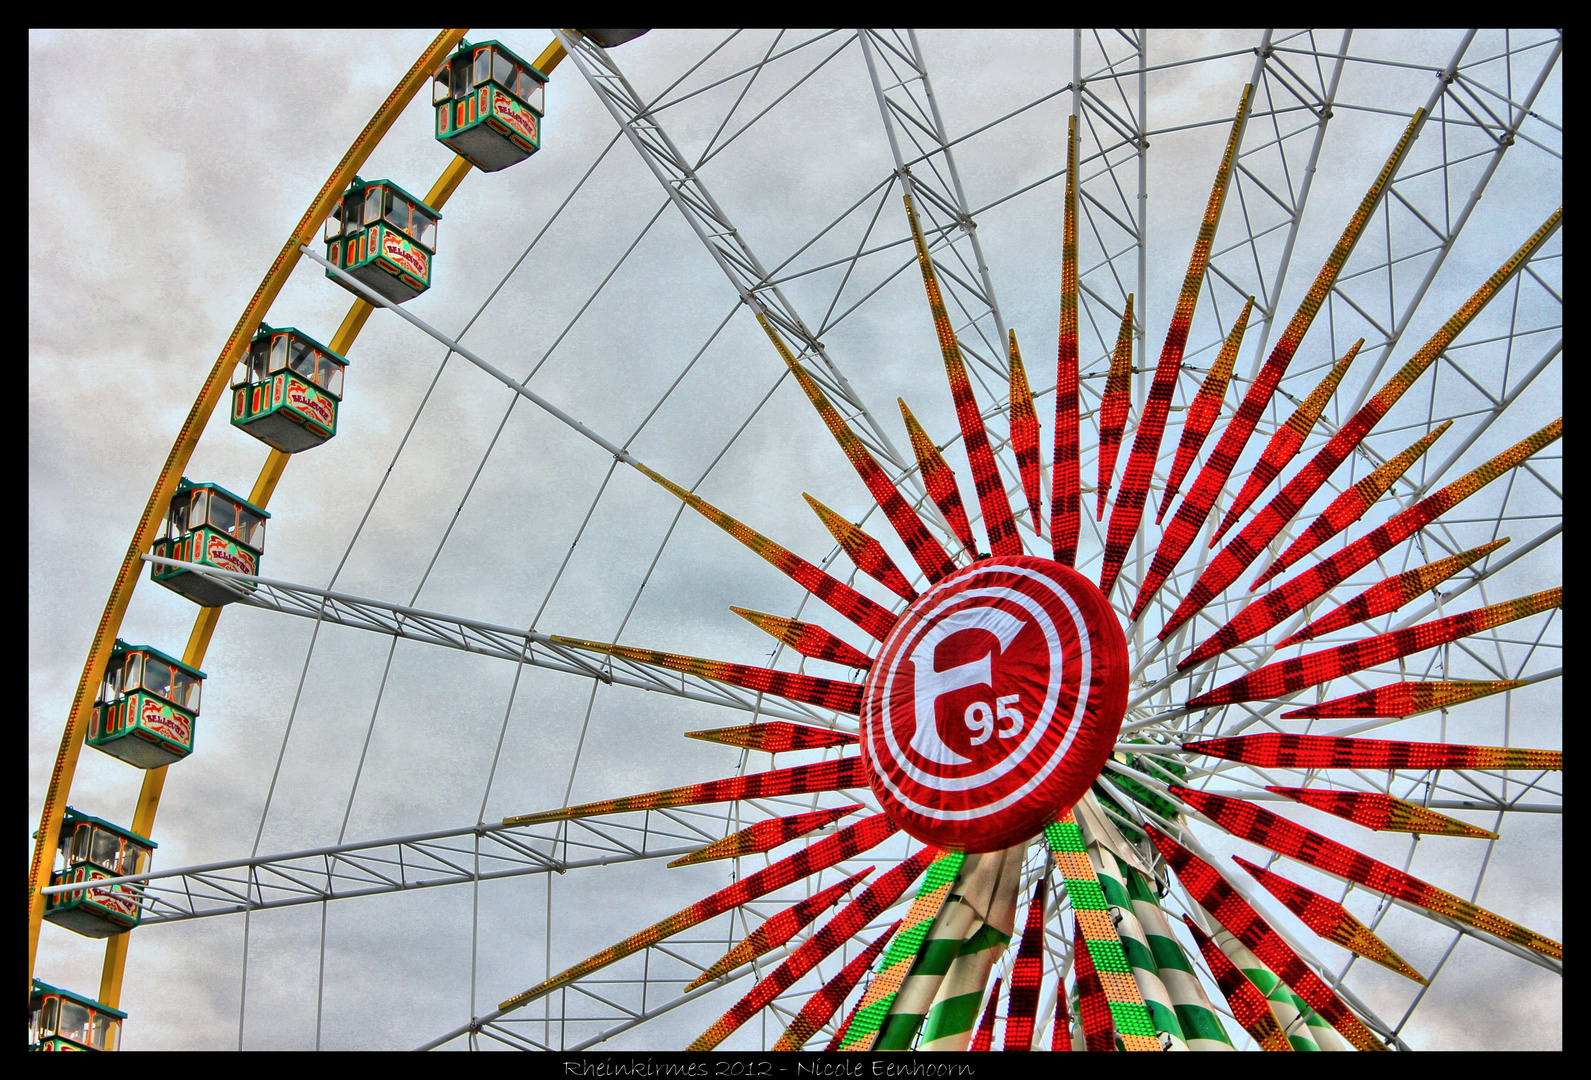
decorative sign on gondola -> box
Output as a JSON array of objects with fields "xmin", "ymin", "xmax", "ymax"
[
  {"xmin": 433, "ymin": 39, "xmax": 547, "ymax": 172},
  {"xmin": 149, "ymin": 478, "xmax": 270, "ymax": 607},
  {"xmin": 858, "ymin": 556, "xmax": 1128, "ymax": 852},
  {"xmin": 88, "ymin": 640, "xmax": 204, "ymax": 769},
  {"xmin": 232, "ymin": 325, "xmax": 347, "ymax": 453},
  {"xmin": 323, "ymin": 177, "xmax": 440, "ymax": 304}
]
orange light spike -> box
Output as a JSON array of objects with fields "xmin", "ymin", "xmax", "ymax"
[
  {"xmin": 899, "ymin": 399, "xmax": 979, "ymax": 555},
  {"xmin": 902, "ymin": 194, "xmax": 1022, "ymax": 556},
  {"xmin": 1096, "ymin": 297, "xmax": 1135, "ymax": 522},
  {"xmin": 684, "ymin": 868, "xmax": 873, "ymax": 989},
  {"xmin": 1160, "ymin": 208, "xmax": 1562, "ymax": 639},
  {"xmin": 669, "ymin": 806, "xmax": 863, "ymax": 868},
  {"xmin": 1214, "ymin": 344, "xmax": 1360, "ymax": 544},
  {"xmin": 1279, "ymin": 538, "xmax": 1509, "ymax": 646},
  {"xmin": 1231, "ymin": 857, "xmax": 1426, "ymax": 984},
  {"xmin": 803, "ymin": 493, "xmax": 917, "ymax": 603},
  {"xmin": 1002, "ymin": 879, "xmax": 1046, "ymax": 1051},
  {"xmin": 969, "ymin": 977, "xmax": 1002, "ymax": 1052},
  {"xmin": 1135, "ymin": 113, "xmax": 1423, "ymax": 615},
  {"xmin": 1280, "ymin": 680, "xmax": 1527, "ymax": 720},
  {"xmin": 1178, "ymin": 418, "xmax": 1561, "ymax": 669},
  {"xmin": 684, "ymin": 721, "xmax": 857, "ymax": 753},
  {"xmin": 1187, "ymin": 587, "xmax": 1562, "ymax": 707},
  {"xmin": 1166, "ymin": 790, "xmax": 1561, "ymax": 962},
  {"xmin": 502, "ymin": 757, "xmax": 868, "ymax": 827},
  {"xmin": 731, "ymin": 607, "xmax": 875, "ymax": 669},
  {"xmin": 693, "ymin": 847, "xmax": 939, "ymax": 1051},
  {"xmin": 497, "ymin": 814, "xmax": 900, "ymax": 1013},
  {"xmin": 1252, "ymin": 421, "xmax": 1453, "ymax": 592},
  {"xmin": 550, "ymin": 635, "xmax": 865, "ymax": 714},
  {"xmin": 1179, "ymin": 916, "xmax": 1296, "ymax": 1051},
  {"xmin": 1182, "ymin": 732, "xmax": 1560, "ymax": 771},
  {"xmin": 777, "ymin": 920, "xmax": 902, "ymax": 1051},
  {"xmin": 1051, "ymin": 116, "xmax": 1081, "ymax": 563},
  {"xmin": 1148, "ymin": 828, "xmax": 1387, "ymax": 1051},
  {"xmin": 1007, "ymin": 330, "xmax": 1043, "ymax": 534},
  {"xmin": 1099, "ymin": 84, "xmax": 1252, "ymax": 598},
  {"xmin": 633, "ymin": 461, "xmax": 897, "ymax": 642},
  {"xmin": 1158, "ymin": 297, "xmax": 1253, "ymax": 524},
  {"xmin": 760, "ymin": 315, "xmax": 956, "ymax": 582},
  {"xmin": 1265, "ymin": 787, "xmax": 1498, "ymax": 840}
]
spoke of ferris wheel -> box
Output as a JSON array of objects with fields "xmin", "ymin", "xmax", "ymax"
[
  {"xmin": 1105, "ymin": 760, "xmax": 1560, "ymax": 980},
  {"xmin": 140, "ymin": 555, "xmax": 844, "ymax": 727},
  {"xmin": 1127, "ymin": 453, "xmax": 1562, "ymax": 688},
  {"xmin": 556, "ymin": 29, "xmax": 915, "ymax": 483},
  {"xmin": 428, "ymin": 959, "xmax": 754, "ymax": 1051},
  {"xmin": 483, "ymin": 974, "xmax": 746, "ymax": 1052},
  {"xmin": 859, "ymin": 29, "xmax": 1009, "ymax": 362},
  {"xmin": 1215, "ymin": 31, "xmax": 1351, "ymax": 379},
  {"xmin": 1341, "ymin": 31, "xmax": 1561, "ymax": 412},
  {"xmin": 1414, "ymin": 338, "xmax": 1562, "ymax": 500},
  {"xmin": 420, "ymin": 906, "xmax": 916, "ymax": 1050},
  {"xmin": 37, "ymin": 812, "xmax": 727, "ymax": 924}
]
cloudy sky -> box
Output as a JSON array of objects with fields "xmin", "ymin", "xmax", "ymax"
[{"xmin": 31, "ymin": 29, "xmax": 1559, "ymax": 1051}]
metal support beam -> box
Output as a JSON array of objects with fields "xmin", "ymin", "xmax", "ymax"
[
  {"xmin": 141, "ymin": 555, "xmax": 845, "ymax": 727},
  {"xmin": 555, "ymin": 29, "xmax": 915, "ymax": 480},
  {"xmin": 1344, "ymin": 32, "xmax": 1562, "ymax": 410},
  {"xmin": 41, "ymin": 815, "xmax": 706, "ymax": 924},
  {"xmin": 858, "ymin": 29, "xmax": 1009, "ymax": 376}
]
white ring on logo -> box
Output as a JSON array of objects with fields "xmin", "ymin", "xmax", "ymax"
[{"xmin": 864, "ymin": 564, "xmax": 1095, "ymax": 822}]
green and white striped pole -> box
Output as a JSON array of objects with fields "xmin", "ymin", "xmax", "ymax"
[
  {"xmin": 1045, "ymin": 812, "xmax": 1163, "ymax": 1051},
  {"xmin": 870, "ymin": 853, "xmax": 992, "ymax": 1049},
  {"xmin": 1212, "ymin": 927, "xmax": 1348, "ymax": 1051},
  {"xmin": 834, "ymin": 852, "xmax": 965, "ymax": 1051},
  {"xmin": 1082, "ymin": 833, "xmax": 1189, "ymax": 1050},
  {"xmin": 917, "ymin": 844, "xmax": 1026, "ymax": 1050},
  {"xmin": 1075, "ymin": 790, "xmax": 1233, "ymax": 1050},
  {"xmin": 1121, "ymin": 861, "xmax": 1234, "ymax": 1051}
]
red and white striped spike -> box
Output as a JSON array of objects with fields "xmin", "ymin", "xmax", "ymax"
[
  {"xmin": 1051, "ymin": 115, "xmax": 1081, "ymax": 565},
  {"xmin": 760, "ymin": 314, "xmax": 956, "ymax": 583},
  {"xmin": 1007, "ymin": 330, "xmax": 1044, "ymax": 536},
  {"xmin": 633, "ymin": 460, "xmax": 899, "ymax": 642},
  {"xmin": 1212, "ymin": 343, "xmax": 1361, "ymax": 544},
  {"xmin": 903, "ymin": 194, "xmax": 1022, "ymax": 557},
  {"xmin": 899, "ymin": 398, "xmax": 979, "ymax": 556},
  {"xmin": 1161, "ymin": 208, "xmax": 1562, "ymax": 639},
  {"xmin": 1129, "ymin": 112, "xmax": 1425, "ymax": 622},
  {"xmin": 1186, "ymin": 587, "xmax": 1562, "ymax": 708},
  {"xmin": 1099, "ymin": 85, "xmax": 1252, "ymax": 598},
  {"xmin": 1156, "ymin": 297, "xmax": 1253, "ymax": 525},
  {"xmin": 1250, "ymin": 421, "xmax": 1451, "ymax": 591},
  {"xmin": 803, "ymin": 493, "xmax": 917, "ymax": 603},
  {"xmin": 1095, "ymin": 297, "xmax": 1134, "ymax": 522}
]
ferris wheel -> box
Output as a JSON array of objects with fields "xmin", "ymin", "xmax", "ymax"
[{"xmin": 28, "ymin": 28, "xmax": 1560, "ymax": 1052}]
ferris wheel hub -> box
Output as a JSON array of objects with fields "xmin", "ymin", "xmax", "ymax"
[{"xmin": 859, "ymin": 555, "xmax": 1128, "ymax": 853}]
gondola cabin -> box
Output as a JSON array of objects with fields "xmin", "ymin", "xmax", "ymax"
[
  {"xmin": 433, "ymin": 39, "xmax": 546, "ymax": 172},
  {"xmin": 323, "ymin": 177, "xmax": 439, "ymax": 304},
  {"xmin": 29, "ymin": 981, "xmax": 125, "ymax": 1051},
  {"xmin": 40, "ymin": 808, "xmax": 155, "ymax": 939},
  {"xmin": 231, "ymin": 325, "xmax": 347, "ymax": 453},
  {"xmin": 150, "ymin": 478, "xmax": 269, "ymax": 607},
  {"xmin": 88, "ymin": 640, "xmax": 204, "ymax": 769}
]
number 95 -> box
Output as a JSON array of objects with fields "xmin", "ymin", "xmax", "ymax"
[{"xmin": 965, "ymin": 694, "xmax": 1023, "ymax": 746}]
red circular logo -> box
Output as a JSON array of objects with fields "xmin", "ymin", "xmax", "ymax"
[{"xmin": 859, "ymin": 555, "xmax": 1128, "ymax": 852}]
